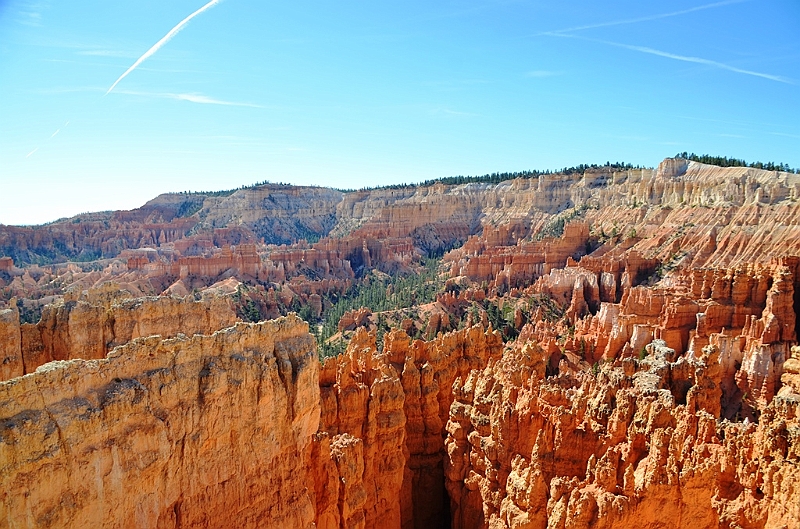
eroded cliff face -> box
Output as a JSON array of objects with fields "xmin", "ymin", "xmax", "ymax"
[
  {"xmin": 518, "ymin": 255, "xmax": 799, "ymax": 421},
  {"xmin": 443, "ymin": 341, "xmax": 800, "ymax": 529},
  {"xmin": 0, "ymin": 185, "xmax": 344, "ymax": 264},
  {"xmin": 312, "ymin": 325, "xmax": 504, "ymax": 529},
  {"xmin": 0, "ymin": 305, "xmax": 22, "ymax": 381},
  {"xmin": 1, "ymin": 310, "xmax": 799, "ymax": 529},
  {"xmin": 309, "ymin": 327, "xmax": 800, "ymax": 529},
  {"xmin": 0, "ymin": 282, "xmax": 237, "ymax": 381},
  {"xmin": 0, "ymin": 315, "xmax": 319, "ymax": 528},
  {"xmin": 3, "ymin": 159, "xmax": 799, "ymax": 308}
]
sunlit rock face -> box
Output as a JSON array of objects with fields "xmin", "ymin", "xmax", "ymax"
[
  {"xmin": 0, "ymin": 282, "xmax": 237, "ymax": 381},
  {"xmin": 311, "ymin": 327, "xmax": 800, "ymax": 529},
  {"xmin": 0, "ymin": 316, "xmax": 320, "ymax": 528},
  {"xmin": 3, "ymin": 159, "xmax": 800, "ymax": 304},
  {"xmin": 442, "ymin": 341, "xmax": 800, "ymax": 529},
  {"xmin": 312, "ymin": 325, "xmax": 504, "ymax": 529},
  {"xmin": 2, "ymin": 314, "xmax": 798, "ymax": 528}
]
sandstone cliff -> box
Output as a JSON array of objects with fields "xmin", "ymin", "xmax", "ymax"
[
  {"xmin": 0, "ymin": 315, "xmax": 319, "ymax": 528},
  {"xmin": 311, "ymin": 323, "xmax": 800, "ymax": 529},
  {"xmin": 0, "ymin": 283, "xmax": 237, "ymax": 381},
  {"xmin": 3, "ymin": 159, "xmax": 799, "ymax": 303},
  {"xmin": 2, "ymin": 314, "xmax": 799, "ymax": 528},
  {"xmin": 443, "ymin": 340, "xmax": 800, "ymax": 529},
  {"xmin": 313, "ymin": 325, "xmax": 504, "ymax": 529}
]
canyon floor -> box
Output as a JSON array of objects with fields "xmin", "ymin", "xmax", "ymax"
[{"xmin": 1, "ymin": 158, "xmax": 799, "ymax": 528}]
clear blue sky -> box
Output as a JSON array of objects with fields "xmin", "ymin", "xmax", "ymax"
[{"xmin": 1, "ymin": 0, "xmax": 798, "ymax": 225}]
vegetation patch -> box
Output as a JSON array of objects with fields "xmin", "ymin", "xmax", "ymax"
[
  {"xmin": 306, "ymin": 257, "xmax": 445, "ymax": 358},
  {"xmin": 675, "ymin": 152, "xmax": 798, "ymax": 173}
]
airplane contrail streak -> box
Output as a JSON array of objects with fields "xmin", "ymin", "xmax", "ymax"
[
  {"xmin": 546, "ymin": 33, "xmax": 794, "ymax": 85},
  {"xmin": 537, "ymin": 0, "xmax": 748, "ymax": 36},
  {"xmin": 106, "ymin": 0, "xmax": 222, "ymax": 95}
]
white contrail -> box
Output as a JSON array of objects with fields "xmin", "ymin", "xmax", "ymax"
[
  {"xmin": 173, "ymin": 93, "xmax": 262, "ymax": 107},
  {"xmin": 116, "ymin": 89, "xmax": 263, "ymax": 107},
  {"xmin": 106, "ymin": 0, "xmax": 222, "ymax": 95},
  {"xmin": 615, "ymin": 42, "xmax": 793, "ymax": 84},
  {"xmin": 25, "ymin": 121, "xmax": 71, "ymax": 159},
  {"xmin": 537, "ymin": 0, "xmax": 748, "ymax": 36},
  {"xmin": 548, "ymin": 33, "xmax": 794, "ymax": 85}
]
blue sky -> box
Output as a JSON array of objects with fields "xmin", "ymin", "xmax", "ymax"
[{"xmin": 1, "ymin": 0, "xmax": 798, "ymax": 225}]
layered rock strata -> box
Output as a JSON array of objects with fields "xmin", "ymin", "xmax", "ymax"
[
  {"xmin": 443, "ymin": 340, "xmax": 800, "ymax": 529},
  {"xmin": 3, "ymin": 159, "xmax": 800, "ymax": 307},
  {"xmin": 0, "ymin": 315, "xmax": 320, "ymax": 528},
  {"xmin": 519, "ymin": 256, "xmax": 799, "ymax": 420},
  {"xmin": 314, "ymin": 325, "xmax": 504, "ymax": 529},
  {"xmin": 1, "ymin": 314, "xmax": 799, "ymax": 528},
  {"xmin": 0, "ymin": 283, "xmax": 236, "ymax": 381}
]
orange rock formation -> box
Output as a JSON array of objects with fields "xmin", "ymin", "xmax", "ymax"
[
  {"xmin": 1, "ymin": 304, "xmax": 799, "ymax": 528},
  {"xmin": 0, "ymin": 316, "xmax": 320, "ymax": 528},
  {"xmin": 0, "ymin": 283, "xmax": 236, "ymax": 380},
  {"xmin": 443, "ymin": 340, "xmax": 800, "ymax": 529}
]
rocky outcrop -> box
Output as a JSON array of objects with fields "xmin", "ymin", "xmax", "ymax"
[
  {"xmin": 0, "ymin": 304, "xmax": 22, "ymax": 380},
  {"xmin": 2, "ymin": 158, "xmax": 800, "ymax": 529},
  {"xmin": 3, "ymin": 159, "xmax": 800, "ymax": 304},
  {"xmin": 443, "ymin": 340, "xmax": 800, "ymax": 529},
  {"xmin": 512, "ymin": 256, "xmax": 799, "ymax": 418},
  {"xmin": 0, "ymin": 315, "xmax": 320, "ymax": 528},
  {"xmin": 314, "ymin": 325, "xmax": 504, "ymax": 529},
  {"xmin": 448, "ymin": 222, "xmax": 591, "ymax": 289},
  {"xmin": 442, "ymin": 160, "xmax": 800, "ymax": 294},
  {"xmin": 0, "ymin": 185, "xmax": 344, "ymax": 264},
  {"xmin": 0, "ymin": 283, "xmax": 237, "ymax": 381},
  {"xmin": 2, "ymin": 310, "xmax": 799, "ymax": 528},
  {"xmin": 0, "ymin": 311, "xmax": 507, "ymax": 529},
  {"xmin": 269, "ymin": 245, "xmax": 356, "ymax": 282},
  {"xmin": 314, "ymin": 330, "xmax": 407, "ymax": 529},
  {"xmin": 780, "ymin": 346, "xmax": 800, "ymax": 396},
  {"xmin": 127, "ymin": 244, "xmax": 264, "ymax": 279},
  {"xmin": 0, "ymin": 258, "xmax": 13, "ymax": 272},
  {"xmin": 338, "ymin": 308, "xmax": 373, "ymax": 332}
]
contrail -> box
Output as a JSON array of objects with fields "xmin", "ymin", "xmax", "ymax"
[
  {"xmin": 24, "ymin": 121, "xmax": 71, "ymax": 160},
  {"xmin": 116, "ymin": 89, "xmax": 263, "ymax": 107},
  {"xmin": 548, "ymin": 33, "xmax": 794, "ymax": 85},
  {"xmin": 616, "ymin": 42, "xmax": 793, "ymax": 84},
  {"xmin": 106, "ymin": 0, "xmax": 222, "ymax": 95},
  {"xmin": 535, "ymin": 0, "xmax": 748, "ymax": 37}
]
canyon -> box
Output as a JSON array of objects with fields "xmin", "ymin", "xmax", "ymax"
[{"xmin": 1, "ymin": 158, "xmax": 799, "ymax": 528}]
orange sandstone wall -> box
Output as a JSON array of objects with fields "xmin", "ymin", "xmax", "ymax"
[
  {"xmin": 313, "ymin": 325, "xmax": 504, "ymax": 529},
  {"xmin": 0, "ymin": 285, "xmax": 238, "ymax": 381},
  {"xmin": 0, "ymin": 307, "xmax": 22, "ymax": 380},
  {"xmin": 0, "ymin": 316, "xmax": 320, "ymax": 528},
  {"xmin": 1, "ymin": 317, "xmax": 799, "ymax": 528},
  {"xmin": 443, "ymin": 341, "xmax": 800, "ymax": 529}
]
